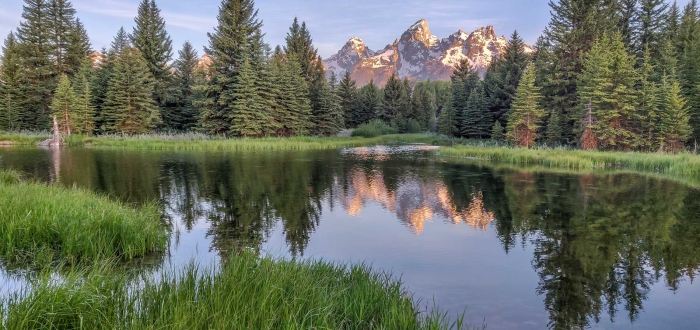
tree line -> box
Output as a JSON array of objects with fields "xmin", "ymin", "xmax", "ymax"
[{"xmin": 1, "ymin": 0, "xmax": 699, "ymax": 151}]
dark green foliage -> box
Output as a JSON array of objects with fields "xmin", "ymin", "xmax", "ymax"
[
  {"xmin": 659, "ymin": 75, "xmax": 692, "ymax": 151},
  {"xmin": 103, "ymin": 48, "xmax": 158, "ymax": 135},
  {"xmin": 637, "ymin": 47, "xmax": 660, "ymax": 150},
  {"xmin": 451, "ymin": 58, "xmax": 480, "ymax": 137},
  {"xmin": 131, "ymin": 0, "xmax": 174, "ymax": 116},
  {"xmin": 50, "ymin": 74, "xmax": 76, "ymax": 135},
  {"xmin": 354, "ymin": 80, "xmax": 381, "ymax": 125},
  {"xmin": 543, "ymin": 0, "xmax": 618, "ymax": 142},
  {"xmin": 380, "ymin": 72, "xmax": 409, "ymax": 124},
  {"xmin": 437, "ymin": 96, "xmax": 457, "ymax": 137},
  {"xmin": 110, "ymin": 27, "xmax": 130, "ymax": 55},
  {"xmin": 229, "ymin": 59, "xmax": 268, "ymax": 137},
  {"xmin": 71, "ymin": 60, "xmax": 95, "ymax": 135},
  {"xmin": 64, "ymin": 18, "xmax": 91, "ymax": 77},
  {"xmin": 636, "ymin": 0, "xmax": 669, "ymax": 57},
  {"xmin": 506, "ymin": 63, "xmax": 545, "ymax": 147},
  {"xmin": 461, "ymin": 82, "xmax": 490, "ymax": 138},
  {"xmin": 16, "ymin": 0, "xmax": 56, "ymax": 130},
  {"xmin": 47, "ymin": 0, "xmax": 77, "ymax": 76},
  {"xmin": 579, "ymin": 32, "xmax": 640, "ymax": 150},
  {"xmin": 485, "ymin": 30, "xmax": 530, "ymax": 124},
  {"xmin": 0, "ymin": 33, "xmax": 23, "ymax": 130},
  {"xmin": 198, "ymin": 0, "xmax": 265, "ymax": 136},
  {"xmin": 165, "ymin": 41, "xmax": 200, "ymax": 130},
  {"xmin": 545, "ymin": 110, "xmax": 562, "ymax": 145},
  {"xmin": 312, "ymin": 77, "xmax": 344, "ymax": 136},
  {"xmin": 284, "ymin": 17, "xmax": 318, "ymax": 81},
  {"xmin": 351, "ymin": 119, "xmax": 398, "ymax": 138},
  {"xmin": 491, "ymin": 120, "xmax": 505, "ymax": 141},
  {"xmin": 617, "ymin": 0, "xmax": 638, "ymax": 49},
  {"xmin": 677, "ymin": 0, "xmax": 700, "ymax": 142},
  {"xmin": 338, "ymin": 71, "xmax": 358, "ymax": 127}
]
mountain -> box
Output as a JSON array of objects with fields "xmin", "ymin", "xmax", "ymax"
[{"xmin": 323, "ymin": 19, "xmax": 532, "ymax": 86}]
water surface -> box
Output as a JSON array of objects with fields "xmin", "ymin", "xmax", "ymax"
[{"xmin": 1, "ymin": 146, "xmax": 699, "ymax": 330}]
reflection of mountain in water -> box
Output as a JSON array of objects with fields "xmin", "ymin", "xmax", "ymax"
[{"xmin": 339, "ymin": 167, "xmax": 494, "ymax": 234}]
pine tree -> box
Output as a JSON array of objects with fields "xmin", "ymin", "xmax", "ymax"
[
  {"xmin": 545, "ymin": 110, "xmax": 562, "ymax": 145},
  {"xmin": 491, "ymin": 120, "xmax": 505, "ymax": 141},
  {"xmin": 381, "ymin": 72, "xmax": 408, "ymax": 124},
  {"xmin": 451, "ymin": 58, "xmax": 480, "ymax": 137},
  {"xmin": 110, "ymin": 27, "xmax": 130, "ymax": 55},
  {"xmin": 274, "ymin": 54, "xmax": 313, "ymax": 136},
  {"xmin": 544, "ymin": 0, "xmax": 618, "ymax": 143},
  {"xmin": 618, "ymin": 0, "xmax": 638, "ymax": 49},
  {"xmin": 16, "ymin": 0, "xmax": 56, "ymax": 130},
  {"xmin": 47, "ymin": 0, "xmax": 77, "ymax": 76},
  {"xmin": 64, "ymin": 18, "xmax": 91, "ymax": 77},
  {"xmin": 229, "ymin": 59, "xmax": 267, "ymax": 137},
  {"xmin": 50, "ymin": 74, "xmax": 76, "ymax": 135},
  {"xmin": 461, "ymin": 83, "xmax": 490, "ymax": 138},
  {"xmin": 168, "ymin": 41, "xmax": 200, "ymax": 131},
  {"xmin": 637, "ymin": 47, "xmax": 660, "ymax": 150},
  {"xmin": 0, "ymin": 33, "xmax": 23, "ymax": 131},
  {"xmin": 103, "ymin": 48, "xmax": 157, "ymax": 135},
  {"xmin": 337, "ymin": 71, "xmax": 357, "ymax": 127},
  {"xmin": 131, "ymin": 0, "xmax": 173, "ymax": 119},
  {"xmin": 666, "ymin": 1, "xmax": 681, "ymax": 43},
  {"xmin": 579, "ymin": 32, "xmax": 640, "ymax": 150},
  {"xmin": 284, "ymin": 18, "xmax": 318, "ymax": 81},
  {"xmin": 636, "ymin": 0, "xmax": 669, "ymax": 57},
  {"xmin": 437, "ymin": 98, "xmax": 456, "ymax": 137},
  {"xmin": 71, "ymin": 61, "xmax": 95, "ymax": 135},
  {"xmin": 198, "ymin": 0, "xmax": 265, "ymax": 136},
  {"xmin": 506, "ymin": 63, "xmax": 545, "ymax": 148},
  {"xmin": 355, "ymin": 80, "xmax": 381, "ymax": 125},
  {"xmin": 486, "ymin": 30, "xmax": 530, "ymax": 124},
  {"xmin": 677, "ymin": 0, "xmax": 700, "ymax": 142},
  {"xmin": 659, "ymin": 75, "xmax": 692, "ymax": 152},
  {"xmin": 313, "ymin": 77, "xmax": 344, "ymax": 136}
]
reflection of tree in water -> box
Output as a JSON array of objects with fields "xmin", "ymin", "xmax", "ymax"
[{"xmin": 5, "ymin": 148, "xmax": 700, "ymax": 329}]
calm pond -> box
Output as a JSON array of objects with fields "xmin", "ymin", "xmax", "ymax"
[{"xmin": 1, "ymin": 146, "xmax": 699, "ymax": 330}]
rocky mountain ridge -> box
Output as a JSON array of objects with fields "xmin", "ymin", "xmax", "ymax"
[{"xmin": 323, "ymin": 19, "xmax": 532, "ymax": 86}]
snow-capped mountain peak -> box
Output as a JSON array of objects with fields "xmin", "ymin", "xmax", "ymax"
[{"xmin": 323, "ymin": 19, "xmax": 530, "ymax": 86}]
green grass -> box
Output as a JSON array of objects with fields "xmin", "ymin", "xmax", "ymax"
[
  {"xmin": 0, "ymin": 131, "xmax": 439, "ymax": 150},
  {"xmin": 0, "ymin": 131, "xmax": 50, "ymax": 146},
  {"xmin": 1, "ymin": 253, "xmax": 471, "ymax": 330},
  {"xmin": 439, "ymin": 144, "xmax": 700, "ymax": 181},
  {"xmin": 0, "ymin": 171, "xmax": 167, "ymax": 267}
]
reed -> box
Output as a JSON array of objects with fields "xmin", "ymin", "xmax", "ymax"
[
  {"xmin": 2, "ymin": 253, "xmax": 470, "ymax": 330},
  {"xmin": 0, "ymin": 171, "xmax": 167, "ymax": 266}
]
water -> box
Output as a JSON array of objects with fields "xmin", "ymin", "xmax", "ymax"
[{"xmin": 1, "ymin": 146, "xmax": 699, "ymax": 330}]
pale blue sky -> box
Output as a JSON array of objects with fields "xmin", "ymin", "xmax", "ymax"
[{"xmin": 0, "ymin": 0, "xmax": 691, "ymax": 59}]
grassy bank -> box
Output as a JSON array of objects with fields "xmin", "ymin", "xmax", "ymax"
[
  {"xmin": 0, "ymin": 132, "xmax": 440, "ymax": 150},
  {"xmin": 2, "ymin": 253, "xmax": 467, "ymax": 329},
  {"xmin": 439, "ymin": 145, "xmax": 700, "ymax": 181},
  {"xmin": 0, "ymin": 171, "xmax": 167, "ymax": 266}
]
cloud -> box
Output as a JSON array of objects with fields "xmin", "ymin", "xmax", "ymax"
[{"xmin": 73, "ymin": 0, "xmax": 215, "ymax": 33}]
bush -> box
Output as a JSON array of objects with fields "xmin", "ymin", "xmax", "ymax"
[
  {"xmin": 351, "ymin": 120, "xmax": 398, "ymax": 138},
  {"xmin": 406, "ymin": 119, "xmax": 422, "ymax": 134}
]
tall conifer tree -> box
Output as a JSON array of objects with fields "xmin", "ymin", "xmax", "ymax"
[
  {"xmin": 47, "ymin": 0, "xmax": 77, "ymax": 76},
  {"xmin": 337, "ymin": 71, "xmax": 357, "ymax": 128},
  {"xmin": 637, "ymin": 0, "xmax": 669, "ymax": 58},
  {"xmin": 103, "ymin": 48, "xmax": 158, "ymax": 135},
  {"xmin": 659, "ymin": 75, "xmax": 692, "ymax": 151},
  {"xmin": 229, "ymin": 59, "xmax": 267, "ymax": 137},
  {"xmin": 355, "ymin": 80, "xmax": 381, "ymax": 125},
  {"xmin": 0, "ymin": 33, "xmax": 23, "ymax": 131},
  {"xmin": 71, "ymin": 61, "xmax": 95, "ymax": 135},
  {"xmin": 50, "ymin": 74, "xmax": 76, "ymax": 135},
  {"xmin": 16, "ymin": 0, "xmax": 55, "ymax": 129},
  {"xmin": 64, "ymin": 18, "xmax": 91, "ymax": 77},
  {"xmin": 506, "ymin": 63, "xmax": 545, "ymax": 147},
  {"xmin": 486, "ymin": 30, "xmax": 530, "ymax": 123},
  {"xmin": 131, "ymin": 0, "xmax": 173, "ymax": 120},
  {"xmin": 579, "ymin": 33, "xmax": 640, "ymax": 150},
  {"xmin": 198, "ymin": 0, "xmax": 265, "ymax": 135},
  {"xmin": 313, "ymin": 77, "xmax": 344, "ymax": 136},
  {"xmin": 169, "ymin": 41, "xmax": 200, "ymax": 130}
]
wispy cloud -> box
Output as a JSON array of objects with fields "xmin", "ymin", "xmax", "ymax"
[{"xmin": 73, "ymin": 0, "xmax": 215, "ymax": 33}]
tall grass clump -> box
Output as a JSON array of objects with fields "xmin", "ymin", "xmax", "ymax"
[
  {"xmin": 0, "ymin": 131, "xmax": 51, "ymax": 145},
  {"xmin": 352, "ymin": 120, "xmax": 399, "ymax": 138},
  {"xmin": 440, "ymin": 145, "xmax": 700, "ymax": 180},
  {"xmin": 0, "ymin": 171, "xmax": 167, "ymax": 266},
  {"xmin": 2, "ymin": 253, "xmax": 469, "ymax": 330}
]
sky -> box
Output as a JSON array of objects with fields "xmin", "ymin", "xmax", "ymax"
[{"xmin": 0, "ymin": 0, "xmax": 692, "ymax": 59}]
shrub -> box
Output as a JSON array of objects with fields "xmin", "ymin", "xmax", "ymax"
[{"xmin": 351, "ymin": 120, "xmax": 398, "ymax": 138}]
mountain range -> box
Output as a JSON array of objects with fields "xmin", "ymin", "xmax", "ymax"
[{"xmin": 323, "ymin": 18, "xmax": 532, "ymax": 86}]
